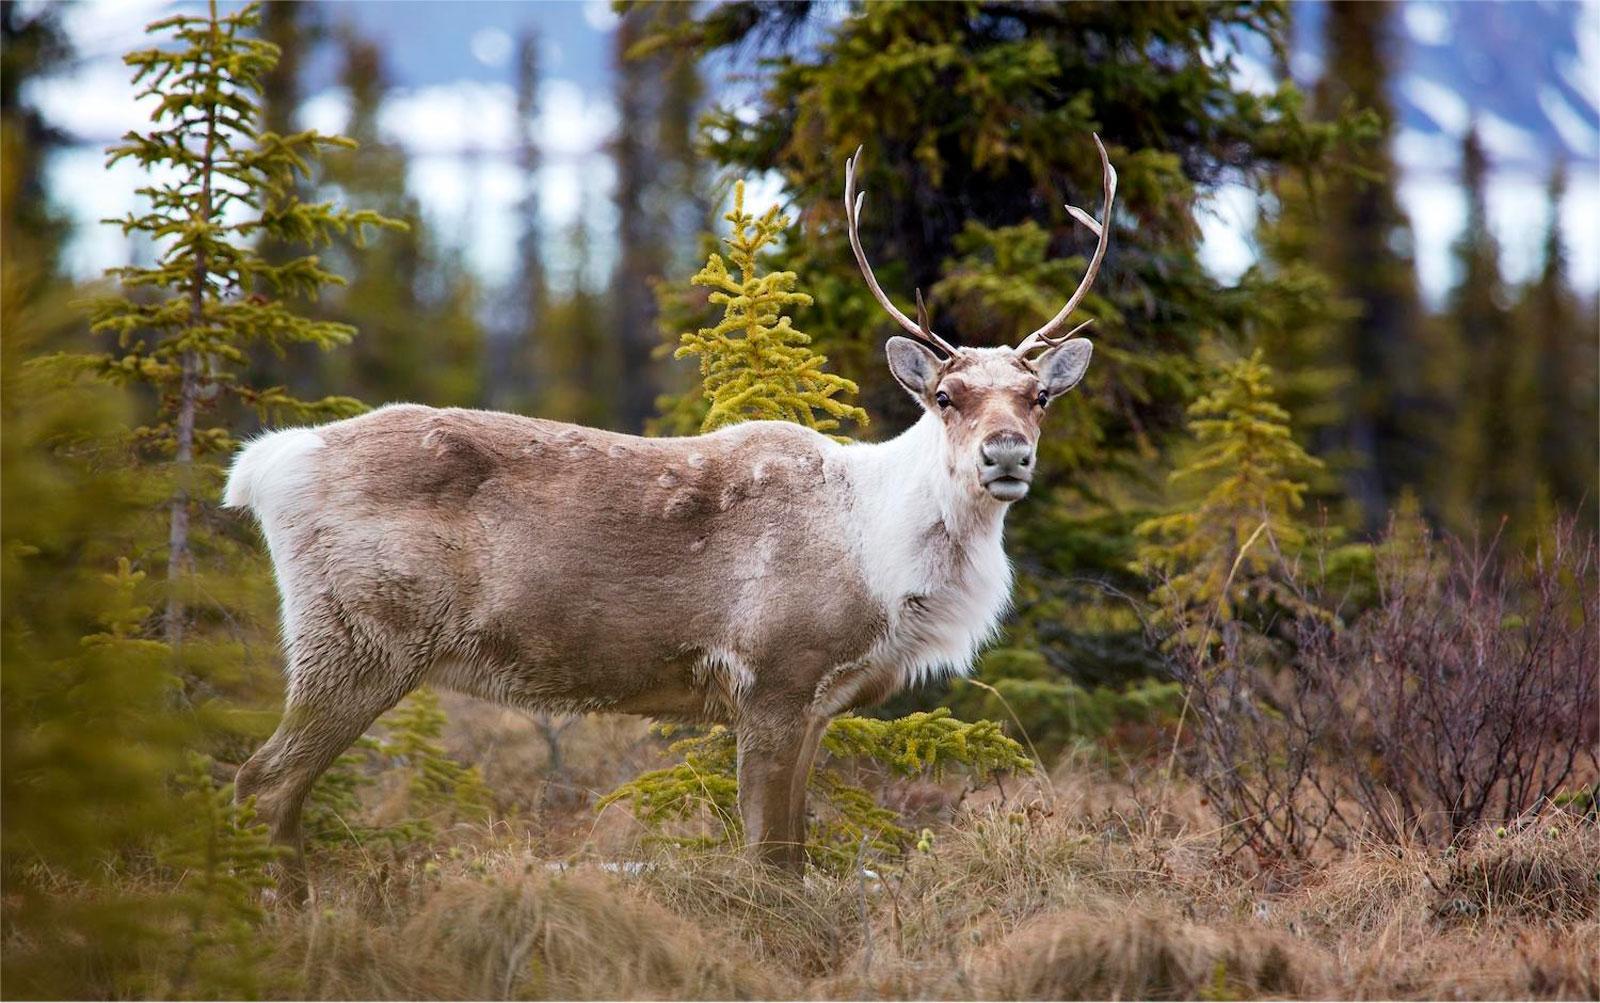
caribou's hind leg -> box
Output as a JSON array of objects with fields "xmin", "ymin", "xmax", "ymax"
[{"xmin": 235, "ymin": 598, "xmax": 423, "ymax": 903}]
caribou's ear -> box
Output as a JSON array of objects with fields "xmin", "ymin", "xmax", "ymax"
[
  {"xmin": 1037, "ymin": 338, "xmax": 1093, "ymax": 400},
  {"xmin": 886, "ymin": 336, "xmax": 942, "ymax": 400}
]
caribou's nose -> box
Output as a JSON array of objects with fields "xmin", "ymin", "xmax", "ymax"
[{"xmin": 980, "ymin": 432, "xmax": 1033, "ymax": 475}]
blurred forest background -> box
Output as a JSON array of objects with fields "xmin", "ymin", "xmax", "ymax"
[{"xmin": 3, "ymin": 1, "xmax": 1597, "ymax": 999}]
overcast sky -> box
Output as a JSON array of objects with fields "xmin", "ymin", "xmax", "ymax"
[{"xmin": 22, "ymin": 0, "xmax": 1600, "ymax": 307}]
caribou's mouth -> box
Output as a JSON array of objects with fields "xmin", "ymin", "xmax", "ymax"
[{"xmin": 983, "ymin": 476, "xmax": 1031, "ymax": 502}]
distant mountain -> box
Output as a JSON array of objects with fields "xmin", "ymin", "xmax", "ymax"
[{"xmin": 1292, "ymin": 0, "xmax": 1598, "ymax": 175}]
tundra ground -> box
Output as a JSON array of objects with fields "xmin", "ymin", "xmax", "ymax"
[{"xmin": 222, "ymin": 700, "xmax": 1600, "ymax": 1000}]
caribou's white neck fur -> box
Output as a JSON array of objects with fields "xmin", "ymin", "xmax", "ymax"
[{"xmin": 836, "ymin": 408, "xmax": 1014, "ymax": 690}]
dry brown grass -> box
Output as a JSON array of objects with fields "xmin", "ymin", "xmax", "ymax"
[
  {"xmin": 1436, "ymin": 818, "xmax": 1599, "ymax": 925},
  {"xmin": 302, "ymin": 873, "xmax": 770, "ymax": 1000},
  {"xmin": 973, "ymin": 911, "xmax": 1321, "ymax": 1000},
  {"xmin": 14, "ymin": 709, "xmax": 1589, "ymax": 1000},
  {"xmin": 209, "ymin": 745, "xmax": 1598, "ymax": 1002}
]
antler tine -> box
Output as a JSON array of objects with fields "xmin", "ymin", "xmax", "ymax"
[
  {"xmin": 1016, "ymin": 317, "xmax": 1095, "ymax": 358},
  {"xmin": 914, "ymin": 288, "xmax": 934, "ymax": 338},
  {"xmin": 1015, "ymin": 134, "xmax": 1118, "ymax": 356},
  {"xmin": 844, "ymin": 146, "xmax": 958, "ymax": 358}
]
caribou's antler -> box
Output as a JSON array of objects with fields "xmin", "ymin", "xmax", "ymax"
[
  {"xmin": 844, "ymin": 147, "xmax": 958, "ymax": 358},
  {"xmin": 1014, "ymin": 134, "xmax": 1117, "ymax": 356}
]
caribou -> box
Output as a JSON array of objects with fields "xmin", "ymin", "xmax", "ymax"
[{"xmin": 226, "ymin": 136, "xmax": 1116, "ymax": 892}]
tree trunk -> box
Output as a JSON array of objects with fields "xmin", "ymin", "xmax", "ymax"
[
  {"xmin": 164, "ymin": 350, "xmax": 200, "ymax": 642},
  {"xmin": 167, "ymin": 1, "xmax": 221, "ymax": 645}
]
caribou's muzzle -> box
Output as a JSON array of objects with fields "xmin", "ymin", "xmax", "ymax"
[{"xmin": 979, "ymin": 432, "xmax": 1034, "ymax": 501}]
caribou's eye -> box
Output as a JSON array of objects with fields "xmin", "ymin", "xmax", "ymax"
[
  {"xmin": 1035, "ymin": 390, "xmax": 1049, "ymax": 408},
  {"xmin": 935, "ymin": 391, "xmax": 953, "ymax": 409}
]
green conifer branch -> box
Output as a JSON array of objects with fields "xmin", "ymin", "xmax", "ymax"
[
  {"xmin": 166, "ymin": 754, "xmax": 280, "ymax": 997},
  {"xmin": 674, "ymin": 181, "xmax": 867, "ymax": 440},
  {"xmin": 599, "ymin": 712, "xmax": 1029, "ymax": 870},
  {"xmin": 376, "ymin": 688, "xmax": 493, "ymax": 825}
]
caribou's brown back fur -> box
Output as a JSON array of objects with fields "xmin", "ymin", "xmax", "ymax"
[{"xmin": 301, "ymin": 404, "xmax": 887, "ymax": 720}]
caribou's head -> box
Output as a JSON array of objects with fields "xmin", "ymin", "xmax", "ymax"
[{"xmin": 844, "ymin": 137, "xmax": 1116, "ymax": 503}]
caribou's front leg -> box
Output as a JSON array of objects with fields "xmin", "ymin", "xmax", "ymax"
[
  {"xmin": 735, "ymin": 701, "xmax": 822, "ymax": 874},
  {"xmin": 783, "ymin": 712, "xmax": 829, "ymax": 863}
]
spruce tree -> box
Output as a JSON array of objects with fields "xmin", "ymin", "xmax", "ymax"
[
  {"xmin": 1438, "ymin": 126, "xmax": 1523, "ymax": 533},
  {"xmin": 612, "ymin": 4, "xmax": 705, "ymax": 432},
  {"xmin": 2, "ymin": 18, "xmax": 188, "ymax": 996},
  {"xmin": 166, "ymin": 756, "xmax": 280, "ymax": 999},
  {"xmin": 1308, "ymin": 0, "xmax": 1428, "ymax": 526},
  {"xmin": 1134, "ymin": 351, "xmax": 1323, "ymax": 646},
  {"xmin": 1, "ymin": 249, "xmax": 191, "ymax": 998},
  {"xmin": 538, "ymin": 206, "xmax": 618, "ymax": 426},
  {"xmin": 3, "ymin": 184, "xmax": 284, "ymax": 998},
  {"xmin": 376, "ymin": 689, "xmax": 493, "ymax": 825},
  {"xmin": 0, "ymin": 2, "xmax": 72, "ymax": 274},
  {"xmin": 613, "ymin": 7, "xmax": 669, "ymax": 432},
  {"xmin": 65, "ymin": 1, "xmax": 400, "ymax": 642},
  {"xmin": 487, "ymin": 28, "xmax": 548, "ymax": 413},
  {"xmin": 674, "ymin": 182, "xmax": 867, "ymax": 436},
  {"xmin": 1522, "ymin": 163, "xmax": 1597, "ymax": 520},
  {"xmin": 1248, "ymin": 170, "xmax": 1358, "ymax": 518}
]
